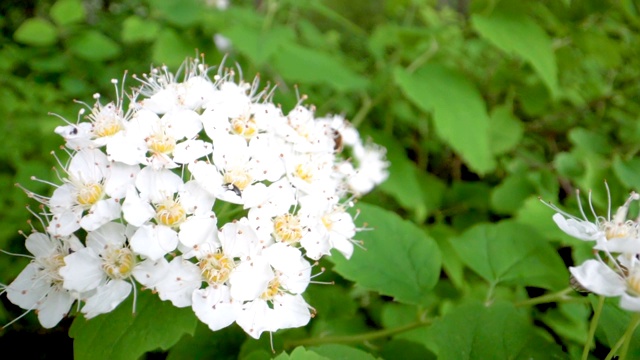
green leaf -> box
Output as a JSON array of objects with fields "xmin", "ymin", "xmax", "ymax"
[
  {"xmin": 310, "ymin": 344, "xmax": 379, "ymax": 360},
  {"xmin": 68, "ymin": 30, "xmax": 121, "ymax": 61},
  {"xmin": 418, "ymin": 171, "xmax": 446, "ymax": 218},
  {"xmin": 50, "ymin": 0, "xmax": 86, "ymax": 26},
  {"xmin": 394, "ymin": 65, "xmax": 496, "ymax": 175},
  {"xmin": 330, "ymin": 203, "xmax": 442, "ymax": 306},
  {"xmin": 69, "ymin": 289, "xmax": 198, "ymax": 360},
  {"xmin": 449, "ymin": 220, "xmax": 568, "ymax": 289},
  {"xmin": 444, "ymin": 181, "xmax": 491, "ymax": 230},
  {"xmin": 373, "ymin": 131, "xmax": 427, "ymax": 221},
  {"xmin": 594, "ymin": 295, "xmax": 640, "ymax": 356},
  {"xmin": 514, "ymin": 196, "xmax": 575, "ymax": 244},
  {"xmin": 304, "ymin": 284, "xmax": 358, "ymax": 321},
  {"xmin": 272, "ymin": 44, "xmax": 369, "ymax": 92},
  {"xmin": 29, "ymin": 53, "xmax": 68, "ymax": 73},
  {"xmin": 430, "ymin": 301, "xmax": 566, "ymax": 359},
  {"xmin": 613, "ymin": 155, "xmax": 640, "ymax": 190},
  {"xmin": 223, "ymin": 25, "xmax": 295, "ymax": 66},
  {"xmin": 121, "ymin": 16, "xmax": 160, "ymax": 43},
  {"xmin": 489, "ymin": 104, "xmax": 524, "ymax": 155},
  {"xmin": 490, "ymin": 174, "xmax": 535, "ymax": 215},
  {"xmin": 575, "ymin": 30, "xmax": 622, "ymax": 68},
  {"xmin": 380, "ymin": 303, "xmax": 434, "ymax": 352},
  {"xmin": 147, "ymin": 0, "xmax": 204, "ymax": 27},
  {"xmin": 152, "ymin": 29, "xmax": 198, "ymax": 69},
  {"xmin": 167, "ymin": 322, "xmax": 246, "ymax": 360},
  {"xmin": 472, "ymin": 6, "xmax": 559, "ymax": 98},
  {"xmin": 430, "ymin": 224, "xmax": 465, "ymax": 289},
  {"xmin": 274, "ymin": 347, "xmax": 329, "ymax": 360},
  {"xmin": 568, "ymin": 127, "xmax": 612, "ymax": 156},
  {"xmin": 60, "ymin": 75, "xmax": 90, "ymax": 97},
  {"xmin": 381, "ymin": 339, "xmax": 436, "ymax": 360},
  {"xmin": 540, "ymin": 303, "xmax": 590, "ymax": 345},
  {"xmin": 309, "ymin": 312, "xmax": 369, "ymax": 340},
  {"xmin": 554, "ymin": 152, "xmax": 585, "ymax": 179},
  {"xmin": 14, "ymin": 18, "xmax": 57, "ymax": 47},
  {"xmin": 517, "ymin": 82, "xmax": 550, "ymax": 117},
  {"xmin": 526, "ymin": 168, "xmax": 560, "ymax": 203}
]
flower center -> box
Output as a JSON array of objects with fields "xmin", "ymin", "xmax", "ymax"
[
  {"xmin": 94, "ymin": 117, "xmax": 123, "ymax": 138},
  {"xmin": 223, "ymin": 168, "xmax": 252, "ymax": 191},
  {"xmin": 39, "ymin": 253, "xmax": 66, "ymax": 287},
  {"xmin": 273, "ymin": 213, "xmax": 303, "ymax": 244},
  {"xmin": 294, "ymin": 164, "xmax": 314, "ymax": 183},
  {"xmin": 199, "ymin": 252, "xmax": 234, "ymax": 284},
  {"xmin": 627, "ymin": 271, "xmax": 640, "ymax": 296},
  {"xmin": 77, "ymin": 183, "xmax": 104, "ymax": 206},
  {"xmin": 600, "ymin": 220, "xmax": 639, "ymax": 240},
  {"xmin": 147, "ymin": 132, "xmax": 176, "ymax": 154},
  {"xmin": 321, "ymin": 214, "xmax": 333, "ymax": 231},
  {"xmin": 260, "ymin": 278, "xmax": 281, "ymax": 301},
  {"xmin": 230, "ymin": 115, "xmax": 258, "ymax": 139},
  {"xmin": 156, "ymin": 199, "xmax": 186, "ymax": 227},
  {"xmin": 102, "ymin": 247, "xmax": 135, "ymax": 280}
]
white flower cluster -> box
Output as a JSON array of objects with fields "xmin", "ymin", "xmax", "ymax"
[
  {"xmin": 2, "ymin": 57, "xmax": 389, "ymax": 338},
  {"xmin": 549, "ymin": 185, "xmax": 640, "ymax": 311}
]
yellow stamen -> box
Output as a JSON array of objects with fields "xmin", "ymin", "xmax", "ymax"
[
  {"xmin": 102, "ymin": 248, "xmax": 135, "ymax": 280},
  {"xmin": 147, "ymin": 133, "xmax": 176, "ymax": 154},
  {"xmin": 156, "ymin": 200, "xmax": 186, "ymax": 227},
  {"xmin": 273, "ymin": 214, "xmax": 303, "ymax": 244},
  {"xmin": 199, "ymin": 252, "xmax": 234, "ymax": 284},
  {"xmin": 77, "ymin": 183, "xmax": 103, "ymax": 206}
]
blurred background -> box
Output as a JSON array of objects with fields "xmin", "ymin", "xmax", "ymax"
[{"xmin": 2, "ymin": 0, "xmax": 640, "ymax": 358}]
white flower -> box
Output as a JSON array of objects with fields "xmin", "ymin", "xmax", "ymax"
[
  {"xmin": 570, "ymin": 256, "xmax": 640, "ymax": 312},
  {"xmin": 192, "ymin": 285, "xmax": 237, "ymax": 331},
  {"xmin": 54, "ymin": 82, "xmax": 132, "ymax": 151},
  {"xmin": 59, "ymin": 222, "xmax": 136, "ymax": 318},
  {"xmin": 218, "ymin": 217, "xmax": 266, "ymax": 257},
  {"xmin": 55, "ymin": 121, "xmax": 93, "ymax": 150},
  {"xmin": 5, "ymin": 232, "xmax": 83, "ymax": 328},
  {"xmin": 235, "ymin": 243, "xmax": 312, "ymax": 338},
  {"xmin": 201, "ymin": 75, "xmax": 276, "ymax": 143},
  {"xmin": 6, "ymin": 55, "xmax": 389, "ymax": 335},
  {"xmin": 546, "ymin": 189, "xmax": 640, "ymax": 251},
  {"xmin": 130, "ymin": 224, "xmax": 179, "ymax": 261},
  {"xmin": 142, "ymin": 256, "xmax": 201, "ymax": 307},
  {"xmin": 134, "ymin": 59, "xmax": 217, "ymax": 114},
  {"xmin": 298, "ymin": 196, "xmax": 357, "ymax": 260},
  {"xmin": 346, "ymin": 141, "xmax": 389, "ymax": 195},
  {"xmin": 284, "ymin": 152, "xmax": 337, "ymax": 197},
  {"xmin": 124, "ymin": 179, "xmax": 217, "ymax": 258},
  {"xmin": 47, "ymin": 149, "xmax": 134, "ymax": 236},
  {"xmin": 189, "ymin": 134, "xmax": 284, "ymax": 205},
  {"xmin": 191, "ymin": 241, "xmax": 240, "ymax": 331},
  {"xmin": 277, "ymin": 105, "xmax": 335, "ymax": 153},
  {"xmin": 552, "ymin": 213, "xmax": 603, "ymax": 242},
  {"xmin": 109, "ymin": 108, "xmax": 212, "ymax": 169}
]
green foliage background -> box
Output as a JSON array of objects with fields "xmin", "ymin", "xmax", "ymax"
[{"xmin": 2, "ymin": 0, "xmax": 640, "ymax": 359}]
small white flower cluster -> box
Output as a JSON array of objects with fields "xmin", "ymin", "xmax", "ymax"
[
  {"xmin": 548, "ymin": 184, "xmax": 640, "ymax": 311},
  {"xmin": 2, "ymin": 57, "xmax": 389, "ymax": 338}
]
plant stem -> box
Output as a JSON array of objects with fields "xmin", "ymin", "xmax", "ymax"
[
  {"xmin": 615, "ymin": 312, "xmax": 640, "ymax": 360},
  {"xmin": 584, "ymin": 295, "xmax": 605, "ymax": 360},
  {"xmin": 351, "ymin": 94, "xmax": 373, "ymax": 128},
  {"xmin": 514, "ymin": 287, "xmax": 576, "ymax": 307},
  {"xmin": 283, "ymin": 319, "xmax": 430, "ymax": 349},
  {"xmin": 605, "ymin": 336, "xmax": 625, "ymax": 360},
  {"xmin": 262, "ymin": 0, "xmax": 278, "ymax": 31},
  {"xmin": 406, "ymin": 40, "xmax": 439, "ymax": 74}
]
